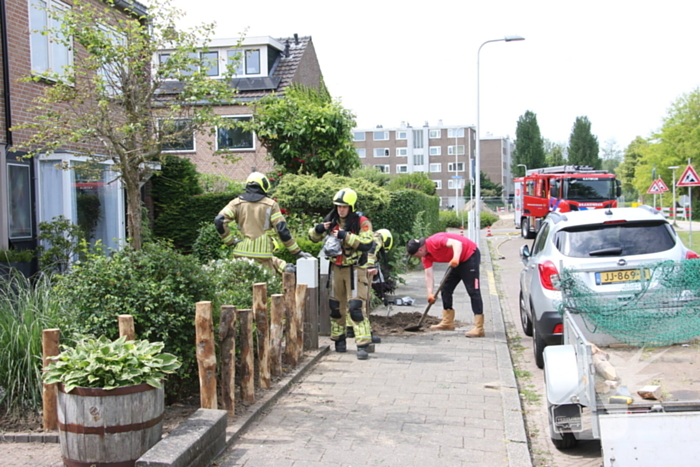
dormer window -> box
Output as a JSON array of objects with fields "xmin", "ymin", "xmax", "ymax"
[
  {"xmin": 201, "ymin": 51, "xmax": 219, "ymax": 76},
  {"xmin": 227, "ymin": 49, "xmax": 260, "ymax": 76}
]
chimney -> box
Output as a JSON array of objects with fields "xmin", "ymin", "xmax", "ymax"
[
  {"xmin": 423, "ymin": 121, "xmax": 429, "ymax": 127},
  {"xmin": 285, "ymin": 40, "xmax": 290, "ymax": 57},
  {"xmin": 294, "ymin": 33, "xmax": 299, "ymax": 45}
]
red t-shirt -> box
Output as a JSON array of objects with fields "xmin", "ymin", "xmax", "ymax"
[{"xmin": 421, "ymin": 232, "xmax": 477, "ymax": 269}]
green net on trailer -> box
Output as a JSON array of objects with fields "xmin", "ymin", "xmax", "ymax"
[{"xmin": 557, "ymin": 260, "xmax": 700, "ymax": 347}]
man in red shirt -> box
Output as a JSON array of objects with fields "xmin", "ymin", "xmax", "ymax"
[{"xmin": 406, "ymin": 233, "xmax": 484, "ymax": 337}]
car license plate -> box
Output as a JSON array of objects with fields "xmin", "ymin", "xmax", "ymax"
[{"xmin": 595, "ymin": 269, "xmax": 650, "ymax": 285}]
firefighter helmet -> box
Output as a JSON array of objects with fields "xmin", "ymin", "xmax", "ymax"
[
  {"xmin": 376, "ymin": 229, "xmax": 393, "ymax": 251},
  {"xmin": 333, "ymin": 188, "xmax": 357, "ymax": 211},
  {"xmin": 246, "ymin": 172, "xmax": 271, "ymax": 193}
]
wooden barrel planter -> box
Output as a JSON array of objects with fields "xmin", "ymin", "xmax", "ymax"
[{"xmin": 57, "ymin": 383, "xmax": 164, "ymax": 467}]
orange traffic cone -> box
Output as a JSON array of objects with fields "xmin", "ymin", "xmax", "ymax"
[
  {"xmin": 460, "ymin": 225, "xmax": 465, "ymax": 236},
  {"xmin": 486, "ymin": 226, "xmax": 492, "ymax": 237}
]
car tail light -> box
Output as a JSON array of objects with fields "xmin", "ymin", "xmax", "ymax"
[
  {"xmin": 538, "ymin": 261, "xmax": 560, "ymax": 291},
  {"xmin": 687, "ymin": 250, "xmax": 700, "ymax": 259},
  {"xmin": 553, "ymin": 323, "xmax": 564, "ymax": 335}
]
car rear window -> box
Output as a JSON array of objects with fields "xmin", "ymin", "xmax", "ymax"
[{"xmin": 553, "ymin": 221, "xmax": 676, "ymax": 258}]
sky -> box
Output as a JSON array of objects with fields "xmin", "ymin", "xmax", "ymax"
[{"xmin": 167, "ymin": 0, "xmax": 700, "ymax": 154}]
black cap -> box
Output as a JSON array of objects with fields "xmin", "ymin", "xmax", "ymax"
[{"xmin": 406, "ymin": 238, "xmax": 425, "ymax": 256}]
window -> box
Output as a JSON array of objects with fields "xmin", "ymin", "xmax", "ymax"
[
  {"xmin": 159, "ymin": 119, "xmax": 194, "ymax": 152},
  {"xmin": 429, "ymin": 163, "xmax": 442, "ymax": 173},
  {"xmin": 201, "ymin": 51, "xmax": 219, "ymax": 76},
  {"xmin": 357, "ymin": 148, "xmax": 366, "ymax": 158},
  {"xmin": 374, "ymin": 165, "xmax": 390, "ymax": 173},
  {"xmin": 448, "ymin": 162, "xmax": 465, "ymax": 172},
  {"xmin": 30, "ymin": 0, "xmax": 71, "ymax": 77},
  {"xmin": 8, "ymin": 164, "xmax": 32, "ymax": 239},
  {"xmin": 448, "ymin": 128, "xmax": 464, "ymax": 138},
  {"xmin": 227, "ymin": 50, "xmax": 243, "ymax": 75},
  {"xmin": 413, "ymin": 130, "xmax": 423, "ymax": 149},
  {"xmin": 448, "ymin": 145, "xmax": 465, "ymax": 156},
  {"xmin": 396, "ymin": 164, "xmax": 408, "ymax": 173},
  {"xmin": 217, "ymin": 116, "xmax": 254, "ymax": 150},
  {"xmin": 353, "ymin": 132, "xmax": 366, "ymax": 141},
  {"xmin": 434, "ymin": 180, "xmax": 442, "ymax": 189},
  {"xmin": 448, "ymin": 179, "xmax": 464, "ymax": 189},
  {"xmin": 414, "ymin": 154, "xmax": 424, "ymax": 166},
  {"xmin": 429, "ymin": 129, "xmax": 441, "ymax": 139},
  {"xmin": 373, "ymin": 131, "xmax": 389, "ymax": 141},
  {"xmin": 429, "ymin": 146, "xmax": 442, "ymax": 156},
  {"xmin": 227, "ymin": 49, "xmax": 260, "ymax": 75},
  {"xmin": 245, "ymin": 49, "xmax": 260, "ymax": 74},
  {"xmin": 97, "ymin": 25, "xmax": 125, "ymax": 95},
  {"xmin": 374, "ymin": 148, "xmax": 390, "ymax": 157},
  {"xmin": 396, "ymin": 130, "xmax": 407, "ymax": 140},
  {"xmin": 396, "ymin": 148, "xmax": 408, "ymax": 157}
]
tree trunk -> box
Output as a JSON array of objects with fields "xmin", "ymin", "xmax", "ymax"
[{"xmin": 123, "ymin": 167, "xmax": 143, "ymax": 250}]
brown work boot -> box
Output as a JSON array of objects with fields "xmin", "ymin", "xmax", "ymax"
[
  {"xmin": 465, "ymin": 314, "xmax": 485, "ymax": 338},
  {"xmin": 430, "ymin": 308, "xmax": 455, "ymax": 331}
]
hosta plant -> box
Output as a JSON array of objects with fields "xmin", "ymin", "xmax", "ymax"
[{"xmin": 43, "ymin": 335, "xmax": 181, "ymax": 393}]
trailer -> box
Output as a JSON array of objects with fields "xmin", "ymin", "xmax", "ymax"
[{"xmin": 543, "ymin": 266, "xmax": 700, "ymax": 466}]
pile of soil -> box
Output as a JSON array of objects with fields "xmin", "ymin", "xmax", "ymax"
[{"xmin": 371, "ymin": 311, "xmax": 454, "ymax": 336}]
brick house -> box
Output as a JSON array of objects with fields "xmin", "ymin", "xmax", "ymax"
[
  {"xmin": 0, "ymin": 0, "xmax": 146, "ymax": 270},
  {"xmin": 156, "ymin": 34, "xmax": 324, "ymax": 181}
]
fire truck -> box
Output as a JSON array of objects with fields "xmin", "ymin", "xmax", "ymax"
[{"xmin": 514, "ymin": 165, "xmax": 621, "ymax": 239}]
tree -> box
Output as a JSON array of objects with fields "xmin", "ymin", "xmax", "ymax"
[
  {"xmin": 14, "ymin": 0, "xmax": 238, "ymax": 249},
  {"xmin": 567, "ymin": 116, "xmax": 601, "ymax": 169},
  {"xmin": 618, "ymin": 137, "xmax": 648, "ymax": 202},
  {"xmin": 601, "ymin": 138, "xmax": 623, "ymax": 173},
  {"xmin": 544, "ymin": 139, "xmax": 567, "ymax": 166},
  {"xmin": 246, "ymin": 84, "xmax": 360, "ymax": 178},
  {"xmin": 513, "ymin": 110, "xmax": 546, "ymax": 174}
]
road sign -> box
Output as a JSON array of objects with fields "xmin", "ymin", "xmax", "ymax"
[
  {"xmin": 655, "ymin": 178, "xmax": 669, "ymax": 192},
  {"xmin": 677, "ymin": 165, "xmax": 700, "ymax": 186},
  {"xmin": 647, "ymin": 180, "xmax": 667, "ymax": 194},
  {"xmin": 451, "ymin": 176, "xmax": 463, "ymax": 179}
]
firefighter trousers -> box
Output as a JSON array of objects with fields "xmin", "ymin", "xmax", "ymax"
[{"xmin": 329, "ymin": 264, "xmax": 372, "ymax": 346}]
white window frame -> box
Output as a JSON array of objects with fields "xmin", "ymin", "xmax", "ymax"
[
  {"xmin": 396, "ymin": 147, "xmax": 408, "ymax": 157},
  {"xmin": 448, "ymin": 145, "xmax": 465, "ymax": 156},
  {"xmin": 373, "ymin": 131, "xmax": 389, "ymax": 141},
  {"xmin": 374, "ymin": 148, "xmax": 390, "ymax": 158},
  {"xmin": 429, "ymin": 163, "xmax": 442, "ymax": 173},
  {"xmin": 429, "ymin": 146, "xmax": 442, "ymax": 156},
  {"xmin": 413, "ymin": 153, "xmax": 424, "ymax": 166},
  {"xmin": 216, "ymin": 115, "xmax": 255, "ymax": 151},
  {"xmin": 448, "ymin": 162, "xmax": 465, "ymax": 172},
  {"xmin": 396, "ymin": 130, "xmax": 407, "ymax": 140},
  {"xmin": 434, "ymin": 180, "xmax": 442, "ymax": 189},
  {"xmin": 448, "ymin": 179, "xmax": 464, "ymax": 189},
  {"xmin": 353, "ymin": 132, "xmax": 366, "ymax": 142},
  {"xmin": 429, "ymin": 129, "xmax": 441, "ymax": 139},
  {"xmin": 357, "ymin": 148, "xmax": 366, "ymax": 158},
  {"xmin": 159, "ymin": 118, "xmax": 195, "ymax": 153},
  {"xmin": 396, "ymin": 164, "xmax": 408, "ymax": 173},
  {"xmin": 374, "ymin": 165, "xmax": 390, "ymax": 174},
  {"xmin": 30, "ymin": 0, "xmax": 73, "ymax": 79},
  {"xmin": 448, "ymin": 128, "xmax": 465, "ymax": 138}
]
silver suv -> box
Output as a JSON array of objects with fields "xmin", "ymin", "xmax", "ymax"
[{"xmin": 519, "ymin": 205, "xmax": 698, "ymax": 368}]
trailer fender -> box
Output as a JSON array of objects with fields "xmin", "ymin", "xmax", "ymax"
[{"xmin": 544, "ymin": 344, "xmax": 581, "ymax": 405}]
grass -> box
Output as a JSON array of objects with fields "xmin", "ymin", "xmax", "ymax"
[
  {"xmin": 677, "ymin": 229, "xmax": 700, "ymax": 250},
  {"xmin": 0, "ymin": 271, "xmax": 62, "ymax": 414}
]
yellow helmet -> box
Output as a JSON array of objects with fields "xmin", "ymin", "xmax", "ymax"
[
  {"xmin": 377, "ymin": 229, "xmax": 393, "ymax": 250},
  {"xmin": 246, "ymin": 172, "xmax": 271, "ymax": 193},
  {"xmin": 333, "ymin": 188, "xmax": 357, "ymax": 211}
]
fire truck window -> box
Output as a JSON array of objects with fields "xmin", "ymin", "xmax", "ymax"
[
  {"xmin": 526, "ymin": 181, "xmax": 534, "ymax": 196},
  {"xmin": 550, "ymin": 181, "xmax": 559, "ymax": 198}
]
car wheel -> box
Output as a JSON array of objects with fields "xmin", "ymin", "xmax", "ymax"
[
  {"xmin": 551, "ymin": 432, "xmax": 577, "ymax": 450},
  {"xmin": 534, "ymin": 325, "xmax": 546, "ymax": 369},
  {"xmin": 521, "ymin": 218, "xmax": 536, "ymax": 239},
  {"xmin": 519, "ymin": 292, "xmax": 533, "ymax": 336}
]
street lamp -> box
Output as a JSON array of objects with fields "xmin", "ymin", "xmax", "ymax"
[
  {"xmin": 517, "ymin": 163, "xmax": 528, "ymax": 176},
  {"xmin": 669, "ymin": 166, "xmax": 679, "ymax": 224},
  {"xmin": 473, "ymin": 35, "xmax": 525, "ymax": 243}
]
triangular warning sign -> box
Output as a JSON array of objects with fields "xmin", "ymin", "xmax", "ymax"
[
  {"xmin": 655, "ymin": 178, "xmax": 669, "ymax": 192},
  {"xmin": 677, "ymin": 165, "xmax": 700, "ymax": 187},
  {"xmin": 647, "ymin": 180, "xmax": 665, "ymax": 194}
]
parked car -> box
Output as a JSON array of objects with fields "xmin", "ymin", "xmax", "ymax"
[{"xmin": 519, "ymin": 205, "xmax": 698, "ymax": 368}]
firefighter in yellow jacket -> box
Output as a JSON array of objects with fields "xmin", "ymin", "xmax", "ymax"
[
  {"xmin": 308, "ymin": 188, "xmax": 375, "ymax": 360},
  {"xmin": 215, "ymin": 172, "xmax": 311, "ymax": 274}
]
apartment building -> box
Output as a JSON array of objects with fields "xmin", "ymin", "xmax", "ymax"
[{"xmin": 353, "ymin": 121, "xmax": 514, "ymax": 209}]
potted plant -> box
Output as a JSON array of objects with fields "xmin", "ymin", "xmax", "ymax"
[
  {"xmin": 0, "ymin": 248, "xmax": 35, "ymax": 279},
  {"xmin": 43, "ymin": 335, "xmax": 181, "ymax": 467}
]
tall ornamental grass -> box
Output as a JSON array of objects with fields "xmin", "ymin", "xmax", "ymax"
[{"xmin": 0, "ymin": 271, "xmax": 61, "ymax": 414}]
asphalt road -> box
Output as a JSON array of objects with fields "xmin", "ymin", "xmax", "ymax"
[{"xmin": 486, "ymin": 225, "xmax": 603, "ymax": 467}]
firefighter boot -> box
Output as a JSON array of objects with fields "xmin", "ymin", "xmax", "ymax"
[
  {"xmin": 357, "ymin": 344, "xmax": 369, "ymax": 360},
  {"xmin": 335, "ymin": 335, "xmax": 347, "ymax": 353},
  {"xmin": 465, "ymin": 314, "xmax": 485, "ymax": 338},
  {"xmin": 430, "ymin": 309, "xmax": 455, "ymax": 331},
  {"xmin": 371, "ymin": 333, "xmax": 382, "ymax": 344},
  {"xmin": 346, "ymin": 326, "xmax": 355, "ymax": 338}
]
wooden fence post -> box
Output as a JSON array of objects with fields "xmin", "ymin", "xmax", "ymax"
[
  {"xmin": 294, "ymin": 283, "xmax": 308, "ymax": 362},
  {"xmin": 283, "ymin": 272, "xmax": 297, "ymax": 365},
  {"xmin": 195, "ymin": 301, "xmax": 217, "ymax": 409},
  {"xmin": 42, "ymin": 328, "xmax": 60, "ymax": 431},
  {"xmin": 253, "ymin": 283, "xmax": 270, "ymax": 389},
  {"xmin": 219, "ymin": 306, "xmax": 236, "ymax": 416},
  {"xmin": 118, "ymin": 315, "xmax": 135, "ymax": 341},
  {"xmin": 269, "ymin": 294, "xmax": 284, "ymax": 377},
  {"xmin": 238, "ymin": 309, "xmax": 255, "ymax": 404},
  {"xmin": 296, "ymin": 258, "xmax": 318, "ymax": 350}
]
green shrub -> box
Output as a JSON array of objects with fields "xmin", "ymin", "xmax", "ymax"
[
  {"xmin": 0, "ymin": 271, "xmax": 61, "ymax": 414},
  {"xmin": 439, "ymin": 210, "xmax": 464, "ymax": 229},
  {"xmin": 53, "ymin": 242, "xmax": 213, "ymax": 401},
  {"xmin": 203, "ymin": 258, "xmax": 282, "ymax": 311},
  {"xmin": 372, "ymin": 190, "xmax": 442, "ymax": 249},
  {"xmin": 274, "ymin": 236, "xmax": 323, "ymax": 266},
  {"xmin": 350, "ymin": 166, "xmax": 391, "ymax": 187},
  {"xmin": 36, "ymin": 215, "xmax": 85, "ymax": 273},
  {"xmin": 192, "ymin": 222, "xmax": 230, "ymax": 264},
  {"xmin": 198, "ymin": 173, "xmax": 244, "ymax": 194},
  {"xmin": 386, "ymin": 172, "xmax": 436, "ymax": 196},
  {"xmin": 481, "ymin": 211, "xmax": 499, "ymax": 229}
]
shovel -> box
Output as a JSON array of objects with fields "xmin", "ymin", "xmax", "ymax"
[{"xmin": 404, "ymin": 266, "xmax": 453, "ymax": 332}]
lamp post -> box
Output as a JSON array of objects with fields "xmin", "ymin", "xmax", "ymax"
[
  {"xmin": 473, "ymin": 35, "xmax": 525, "ymax": 243},
  {"xmin": 669, "ymin": 166, "xmax": 679, "ymax": 224}
]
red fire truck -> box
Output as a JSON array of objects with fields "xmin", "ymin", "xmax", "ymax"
[{"xmin": 514, "ymin": 165, "xmax": 621, "ymax": 238}]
